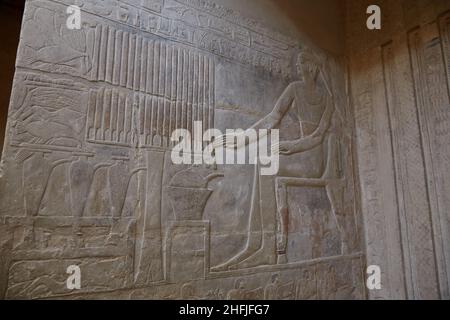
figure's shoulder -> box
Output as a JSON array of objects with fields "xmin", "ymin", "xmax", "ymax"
[
  {"xmin": 288, "ymin": 80, "xmax": 304, "ymax": 88},
  {"xmin": 284, "ymin": 80, "xmax": 303, "ymax": 93}
]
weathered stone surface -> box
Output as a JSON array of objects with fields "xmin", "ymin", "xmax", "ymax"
[
  {"xmin": 346, "ymin": 0, "xmax": 450, "ymax": 300},
  {"xmin": 0, "ymin": 0, "xmax": 364, "ymax": 299},
  {"xmin": 1, "ymin": 0, "xmax": 448, "ymax": 300}
]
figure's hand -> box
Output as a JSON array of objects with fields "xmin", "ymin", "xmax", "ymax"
[
  {"xmin": 211, "ymin": 132, "xmax": 252, "ymax": 150},
  {"xmin": 277, "ymin": 135, "xmax": 323, "ymax": 155},
  {"xmin": 211, "ymin": 134, "xmax": 227, "ymax": 149},
  {"xmin": 211, "ymin": 134, "xmax": 240, "ymax": 150},
  {"xmin": 278, "ymin": 140, "xmax": 297, "ymax": 155}
]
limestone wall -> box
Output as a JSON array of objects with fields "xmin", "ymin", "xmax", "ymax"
[
  {"xmin": 346, "ymin": 0, "xmax": 450, "ymax": 299},
  {"xmin": 6, "ymin": 0, "xmax": 450, "ymax": 301}
]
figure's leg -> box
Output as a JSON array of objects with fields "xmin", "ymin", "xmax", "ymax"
[
  {"xmin": 325, "ymin": 179, "xmax": 347, "ymax": 254},
  {"xmin": 322, "ymin": 134, "xmax": 348, "ymax": 253},
  {"xmin": 211, "ymin": 163, "xmax": 263, "ymax": 272},
  {"xmin": 275, "ymin": 178, "xmax": 289, "ymax": 264}
]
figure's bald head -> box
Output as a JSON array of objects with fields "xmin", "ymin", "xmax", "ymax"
[{"xmin": 296, "ymin": 48, "xmax": 320, "ymax": 80}]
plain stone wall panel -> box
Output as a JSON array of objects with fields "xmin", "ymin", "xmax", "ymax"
[{"xmin": 346, "ymin": 0, "xmax": 450, "ymax": 299}]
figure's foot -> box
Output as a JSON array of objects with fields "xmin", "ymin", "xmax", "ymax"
[
  {"xmin": 211, "ymin": 247, "xmax": 258, "ymax": 272},
  {"xmin": 211, "ymin": 263, "xmax": 232, "ymax": 273}
]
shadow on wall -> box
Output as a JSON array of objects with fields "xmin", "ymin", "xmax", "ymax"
[
  {"xmin": 271, "ymin": 0, "xmax": 345, "ymax": 54},
  {"xmin": 0, "ymin": 0, "xmax": 25, "ymax": 157},
  {"xmin": 220, "ymin": 0, "xmax": 345, "ymax": 54}
]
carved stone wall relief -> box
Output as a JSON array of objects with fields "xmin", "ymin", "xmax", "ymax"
[{"xmin": 1, "ymin": 0, "xmax": 366, "ymax": 299}]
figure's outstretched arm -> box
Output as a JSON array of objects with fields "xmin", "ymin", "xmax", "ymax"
[
  {"xmin": 251, "ymin": 83, "xmax": 295, "ymax": 131},
  {"xmin": 213, "ymin": 84, "xmax": 295, "ymax": 149}
]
